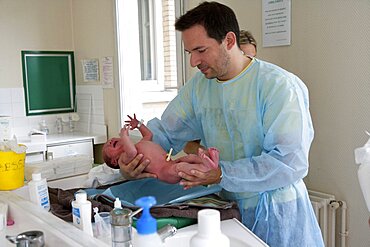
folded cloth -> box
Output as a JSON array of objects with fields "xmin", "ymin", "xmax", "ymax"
[
  {"xmin": 48, "ymin": 179, "xmax": 240, "ymax": 222},
  {"xmin": 83, "ymin": 163, "xmax": 125, "ymax": 188},
  {"xmin": 94, "ymin": 193, "xmax": 240, "ymax": 220}
]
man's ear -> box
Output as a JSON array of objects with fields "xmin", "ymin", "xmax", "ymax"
[{"xmin": 224, "ymin": 31, "xmax": 237, "ymax": 50}]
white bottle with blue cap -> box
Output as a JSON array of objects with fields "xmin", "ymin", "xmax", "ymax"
[{"xmin": 132, "ymin": 196, "xmax": 164, "ymax": 247}]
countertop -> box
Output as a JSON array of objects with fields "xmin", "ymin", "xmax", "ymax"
[{"xmin": 18, "ymin": 132, "xmax": 107, "ymax": 154}]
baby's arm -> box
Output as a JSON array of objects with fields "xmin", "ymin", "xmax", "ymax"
[
  {"xmin": 119, "ymin": 125, "xmax": 138, "ymax": 162},
  {"xmin": 125, "ymin": 114, "xmax": 153, "ymax": 141}
]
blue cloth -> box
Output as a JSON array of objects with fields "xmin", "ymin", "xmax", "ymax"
[
  {"xmin": 84, "ymin": 178, "xmax": 222, "ymax": 207},
  {"xmin": 147, "ymin": 58, "xmax": 324, "ymax": 247}
]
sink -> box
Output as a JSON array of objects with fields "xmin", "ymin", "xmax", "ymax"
[
  {"xmin": 164, "ymin": 218, "xmax": 268, "ymax": 247},
  {"xmin": 0, "ymin": 191, "xmax": 109, "ymax": 247},
  {"xmin": 1, "ymin": 174, "xmax": 109, "ymax": 247},
  {"xmin": 18, "ymin": 138, "xmax": 46, "ymax": 154}
]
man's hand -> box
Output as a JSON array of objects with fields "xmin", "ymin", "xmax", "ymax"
[
  {"xmin": 175, "ymin": 150, "xmax": 222, "ymax": 189},
  {"xmin": 177, "ymin": 165, "xmax": 222, "ymax": 189},
  {"xmin": 118, "ymin": 153, "xmax": 157, "ymax": 180}
]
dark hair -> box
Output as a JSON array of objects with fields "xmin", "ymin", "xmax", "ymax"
[
  {"xmin": 102, "ymin": 142, "xmax": 113, "ymax": 166},
  {"xmin": 175, "ymin": 1, "xmax": 240, "ymax": 46}
]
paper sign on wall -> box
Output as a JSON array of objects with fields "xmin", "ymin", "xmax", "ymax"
[
  {"xmin": 82, "ymin": 59, "xmax": 99, "ymax": 82},
  {"xmin": 262, "ymin": 0, "xmax": 291, "ymax": 47},
  {"xmin": 102, "ymin": 56, "xmax": 114, "ymax": 88}
]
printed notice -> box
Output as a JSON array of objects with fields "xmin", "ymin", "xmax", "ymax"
[
  {"xmin": 82, "ymin": 59, "xmax": 99, "ymax": 82},
  {"xmin": 102, "ymin": 56, "xmax": 114, "ymax": 88},
  {"xmin": 262, "ymin": 0, "xmax": 291, "ymax": 47}
]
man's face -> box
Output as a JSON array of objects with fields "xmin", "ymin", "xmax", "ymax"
[{"xmin": 182, "ymin": 25, "xmax": 230, "ymax": 80}]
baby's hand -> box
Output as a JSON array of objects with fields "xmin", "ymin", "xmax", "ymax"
[
  {"xmin": 125, "ymin": 114, "xmax": 140, "ymax": 129},
  {"xmin": 119, "ymin": 125, "xmax": 130, "ymax": 138}
]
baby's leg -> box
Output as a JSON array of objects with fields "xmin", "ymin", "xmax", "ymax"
[
  {"xmin": 175, "ymin": 147, "xmax": 220, "ymax": 174},
  {"xmin": 198, "ymin": 147, "xmax": 219, "ymax": 169}
]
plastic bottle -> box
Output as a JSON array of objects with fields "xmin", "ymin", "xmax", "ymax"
[
  {"xmin": 71, "ymin": 190, "xmax": 93, "ymax": 236},
  {"xmin": 110, "ymin": 198, "xmax": 133, "ymax": 247},
  {"xmin": 190, "ymin": 209, "xmax": 230, "ymax": 247},
  {"xmin": 28, "ymin": 173, "xmax": 50, "ymax": 211},
  {"xmin": 93, "ymin": 207, "xmax": 111, "ymax": 242},
  {"xmin": 39, "ymin": 120, "xmax": 49, "ymax": 135},
  {"xmin": 354, "ymin": 137, "xmax": 370, "ymax": 212},
  {"xmin": 132, "ymin": 196, "xmax": 164, "ymax": 247},
  {"xmin": 357, "ymin": 162, "xmax": 370, "ymax": 212}
]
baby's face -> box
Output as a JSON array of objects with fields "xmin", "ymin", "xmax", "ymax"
[{"xmin": 103, "ymin": 137, "xmax": 125, "ymax": 165}]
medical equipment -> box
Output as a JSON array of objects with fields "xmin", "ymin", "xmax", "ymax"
[{"xmin": 166, "ymin": 148, "xmax": 173, "ymax": 161}]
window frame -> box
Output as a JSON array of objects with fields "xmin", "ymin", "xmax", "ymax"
[{"xmin": 114, "ymin": 0, "xmax": 186, "ymax": 129}]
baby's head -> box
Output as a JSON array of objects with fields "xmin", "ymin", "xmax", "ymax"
[{"xmin": 102, "ymin": 137, "xmax": 125, "ymax": 168}]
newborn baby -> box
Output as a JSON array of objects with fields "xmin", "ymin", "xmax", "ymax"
[{"xmin": 102, "ymin": 114, "xmax": 219, "ymax": 184}]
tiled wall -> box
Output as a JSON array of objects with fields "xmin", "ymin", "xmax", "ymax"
[{"xmin": 0, "ymin": 85, "xmax": 106, "ymax": 139}]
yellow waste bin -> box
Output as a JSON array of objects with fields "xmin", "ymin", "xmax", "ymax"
[{"xmin": 0, "ymin": 147, "xmax": 26, "ymax": 190}]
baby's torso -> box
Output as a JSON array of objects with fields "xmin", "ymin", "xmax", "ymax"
[{"xmin": 135, "ymin": 140, "xmax": 173, "ymax": 173}]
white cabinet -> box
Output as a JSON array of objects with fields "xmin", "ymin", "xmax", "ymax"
[
  {"xmin": 23, "ymin": 137, "xmax": 95, "ymax": 181},
  {"xmin": 46, "ymin": 139, "xmax": 94, "ymax": 161},
  {"xmin": 21, "ymin": 132, "xmax": 106, "ymax": 165}
]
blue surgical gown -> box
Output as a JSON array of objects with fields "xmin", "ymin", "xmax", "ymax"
[{"xmin": 147, "ymin": 58, "xmax": 324, "ymax": 247}]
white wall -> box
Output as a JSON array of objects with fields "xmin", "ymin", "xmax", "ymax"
[
  {"xmin": 71, "ymin": 0, "xmax": 120, "ymax": 139},
  {"xmin": 0, "ymin": 0, "xmax": 73, "ymax": 88},
  {"xmin": 1, "ymin": 0, "xmax": 370, "ymax": 246},
  {"xmin": 0, "ymin": 0, "xmax": 113, "ymax": 162}
]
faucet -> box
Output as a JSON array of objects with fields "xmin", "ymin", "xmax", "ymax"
[
  {"xmin": 55, "ymin": 117, "xmax": 63, "ymax": 134},
  {"xmin": 158, "ymin": 224, "xmax": 177, "ymax": 242},
  {"xmin": 68, "ymin": 115, "xmax": 74, "ymax": 132},
  {"xmin": 6, "ymin": 230, "xmax": 45, "ymax": 247}
]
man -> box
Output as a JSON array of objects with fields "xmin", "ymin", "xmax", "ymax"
[
  {"xmin": 119, "ymin": 2, "xmax": 324, "ymax": 246},
  {"xmin": 183, "ymin": 29, "xmax": 258, "ymax": 155}
]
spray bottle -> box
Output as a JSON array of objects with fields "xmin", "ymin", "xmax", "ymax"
[
  {"xmin": 132, "ymin": 196, "xmax": 164, "ymax": 247},
  {"xmin": 354, "ymin": 133, "xmax": 370, "ymax": 212}
]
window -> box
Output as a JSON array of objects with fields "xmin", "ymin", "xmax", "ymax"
[{"xmin": 115, "ymin": 0, "xmax": 185, "ymax": 127}]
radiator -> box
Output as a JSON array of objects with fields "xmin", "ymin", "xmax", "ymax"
[{"xmin": 308, "ymin": 190, "xmax": 348, "ymax": 247}]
